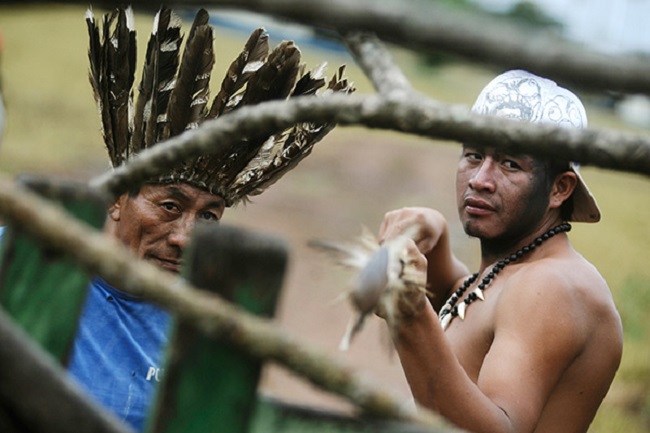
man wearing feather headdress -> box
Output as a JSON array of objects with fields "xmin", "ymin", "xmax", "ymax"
[
  {"xmin": 376, "ymin": 70, "xmax": 621, "ymax": 433},
  {"xmin": 69, "ymin": 6, "xmax": 353, "ymax": 431}
]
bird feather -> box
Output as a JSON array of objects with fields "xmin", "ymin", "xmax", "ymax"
[
  {"xmin": 132, "ymin": 7, "xmax": 182, "ymax": 150},
  {"xmin": 165, "ymin": 8, "xmax": 214, "ymax": 138},
  {"xmin": 208, "ymin": 27, "xmax": 269, "ymax": 119},
  {"xmin": 86, "ymin": 8, "xmax": 135, "ymax": 167},
  {"xmin": 212, "ymin": 41, "xmax": 302, "ymax": 190},
  {"xmin": 228, "ymin": 65, "xmax": 355, "ymax": 199},
  {"xmin": 240, "ymin": 41, "xmax": 301, "ymax": 106}
]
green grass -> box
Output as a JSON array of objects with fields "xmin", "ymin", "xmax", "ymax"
[{"xmin": 1, "ymin": 4, "xmax": 650, "ymax": 433}]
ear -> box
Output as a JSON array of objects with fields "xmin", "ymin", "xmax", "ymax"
[
  {"xmin": 108, "ymin": 195, "xmax": 126, "ymax": 222},
  {"xmin": 549, "ymin": 171, "xmax": 577, "ymax": 211}
]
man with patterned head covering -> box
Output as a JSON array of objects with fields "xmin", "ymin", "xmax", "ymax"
[
  {"xmin": 377, "ymin": 70, "xmax": 621, "ymax": 432},
  {"xmin": 67, "ymin": 7, "xmax": 353, "ymax": 431}
]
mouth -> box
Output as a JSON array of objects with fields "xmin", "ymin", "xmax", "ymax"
[
  {"xmin": 463, "ymin": 196, "xmax": 496, "ymax": 216},
  {"xmin": 149, "ymin": 256, "xmax": 182, "ymax": 273}
]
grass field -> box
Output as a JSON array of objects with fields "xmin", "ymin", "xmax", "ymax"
[{"xmin": 1, "ymin": 4, "xmax": 649, "ymax": 432}]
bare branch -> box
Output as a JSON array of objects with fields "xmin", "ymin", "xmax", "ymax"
[
  {"xmin": 62, "ymin": 0, "xmax": 650, "ymax": 96},
  {"xmin": 344, "ymin": 32, "xmax": 413, "ymax": 97},
  {"xmin": 90, "ymin": 93, "xmax": 650, "ymax": 197},
  {"xmin": 0, "ymin": 176, "xmax": 452, "ymax": 431}
]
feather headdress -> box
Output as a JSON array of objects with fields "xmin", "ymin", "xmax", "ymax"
[{"xmin": 86, "ymin": 7, "xmax": 354, "ymax": 206}]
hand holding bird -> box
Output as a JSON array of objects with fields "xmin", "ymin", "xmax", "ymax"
[{"xmin": 310, "ymin": 224, "xmax": 429, "ymax": 351}]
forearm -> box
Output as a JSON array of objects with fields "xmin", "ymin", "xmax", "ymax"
[
  {"xmin": 394, "ymin": 306, "xmax": 514, "ymax": 433},
  {"xmin": 422, "ymin": 218, "xmax": 469, "ymax": 311}
]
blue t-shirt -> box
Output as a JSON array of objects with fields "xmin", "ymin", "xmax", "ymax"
[
  {"xmin": 0, "ymin": 227, "xmax": 170, "ymax": 431},
  {"xmin": 67, "ymin": 277, "xmax": 171, "ymax": 432}
]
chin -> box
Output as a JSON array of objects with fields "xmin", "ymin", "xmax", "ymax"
[
  {"xmin": 462, "ymin": 218, "xmax": 484, "ymax": 238},
  {"xmin": 462, "ymin": 218, "xmax": 500, "ymax": 240}
]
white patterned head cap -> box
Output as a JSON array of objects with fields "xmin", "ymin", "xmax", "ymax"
[{"xmin": 472, "ymin": 69, "xmax": 600, "ymax": 223}]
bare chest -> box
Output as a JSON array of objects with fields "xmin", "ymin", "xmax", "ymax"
[{"xmin": 442, "ymin": 284, "xmax": 502, "ymax": 382}]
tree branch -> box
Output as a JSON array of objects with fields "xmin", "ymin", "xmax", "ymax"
[
  {"xmin": 50, "ymin": 0, "xmax": 650, "ymax": 96},
  {"xmin": 90, "ymin": 93, "xmax": 650, "ymax": 198},
  {"xmin": 344, "ymin": 32, "xmax": 413, "ymax": 97}
]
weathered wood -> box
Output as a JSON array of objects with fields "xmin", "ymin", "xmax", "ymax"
[
  {"xmin": 148, "ymin": 224, "xmax": 287, "ymax": 433},
  {"xmin": 0, "ymin": 308, "xmax": 134, "ymax": 433},
  {"xmin": 0, "ymin": 175, "xmax": 108, "ymax": 362},
  {"xmin": 0, "ymin": 175, "xmax": 129, "ymax": 432},
  {"xmin": 251, "ymin": 396, "xmax": 457, "ymax": 433}
]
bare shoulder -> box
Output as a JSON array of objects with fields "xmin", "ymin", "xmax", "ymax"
[{"xmin": 496, "ymin": 251, "xmax": 622, "ymax": 353}]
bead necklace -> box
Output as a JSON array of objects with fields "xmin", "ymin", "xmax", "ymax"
[{"xmin": 439, "ymin": 222, "xmax": 572, "ymax": 331}]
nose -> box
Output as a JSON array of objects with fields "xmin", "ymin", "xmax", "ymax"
[
  {"xmin": 167, "ymin": 216, "xmax": 195, "ymax": 251},
  {"xmin": 468, "ymin": 158, "xmax": 496, "ymax": 193}
]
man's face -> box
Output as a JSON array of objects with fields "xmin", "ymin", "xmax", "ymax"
[
  {"xmin": 108, "ymin": 183, "xmax": 226, "ymax": 273},
  {"xmin": 456, "ymin": 146, "xmax": 551, "ymax": 243}
]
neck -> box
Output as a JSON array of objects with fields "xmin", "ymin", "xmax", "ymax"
[{"xmin": 478, "ymin": 218, "xmax": 565, "ymax": 270}]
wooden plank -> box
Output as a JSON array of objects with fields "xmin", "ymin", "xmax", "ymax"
[
  {"xmin": 148, "ymin": 224, "xmax": 287, "ymax": 433},
  {"xmin": 250, "ymin": 396, "xmax": 451, "ymax": 433},
  {"xmin": 0, "ymin": 306, "xmax": 133, "ymax": 433},
  {"xmin": 0, "ymin": 175, "xmax": 108, "ymax": 363}
]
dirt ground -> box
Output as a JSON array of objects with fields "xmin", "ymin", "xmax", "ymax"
[{"xmin": 224, "ymin": 127, "xmax": 476, "ymax": 414}]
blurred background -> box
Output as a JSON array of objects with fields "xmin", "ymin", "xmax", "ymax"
[{"xmin": 1, "ymin": 1, "xmax": 649, "ymax": 432}]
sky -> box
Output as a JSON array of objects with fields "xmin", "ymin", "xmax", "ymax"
[{"xmin": 474, "ymin": 0, "xmax": 650, "ymax": 54}]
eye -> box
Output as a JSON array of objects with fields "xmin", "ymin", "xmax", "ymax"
[
  {"xmin": 464, "ymin": 151, "xmax": 483, "ymax": 162},
  {"xmin": 161, "ymin": 201, "xmax": 180, "ymax": 213},
  {"xmin": 503, "ymin": 159, "xmax": 522, "ymax": 170},
  {"xmin": 199, "ymin": 211, "xmax": 220, "ymax": 222}
]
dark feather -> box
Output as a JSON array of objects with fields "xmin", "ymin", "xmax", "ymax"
[
  {"xmin": 86, "ymin": 9, "xmax": 102, "ymax": 105},
  {"xmin": 107, "ymin": 8, "xmax": 135, "ymax": 165},
  {"xmin": 228, "ymin": 65, "xmax": 355, "ymax": 200},
  {"xmin": 131, "ymin": 7, "xmax": 183, "ymax": 149},
  {"xmin": 207, "ymin": 27, "xmax": 269, "ymax": 119},
  {"xmin": 291, "ymin": 63, "xmax": 326, "ymax": 97},
  {"xmin": 208, "ymin": 41, "xmax": 302, "ymax": 189},
  {"xmin": 240, "ymin": 41, "xmax": 301, "ymax": 106},
  {"xmin": 132, "ymin": 18, "xmax": 156, "ymax": 154},
  {"xmin": 88, "ymin": 7, "xmax": 353, "ymax": 207},
  {"xmin": 86, "ymin": 8, "xmax": 136, "ymax": 167},
  {"xmin": 165, "ymin": 8, "xmax": 214, "ymax": 138}
]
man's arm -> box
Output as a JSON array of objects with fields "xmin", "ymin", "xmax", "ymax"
[{"xmin": 393, "ymin": 268, "xmax": 590, "ymax": 433}]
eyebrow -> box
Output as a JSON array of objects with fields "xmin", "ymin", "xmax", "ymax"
[{"xmin": 165, "ymin": 186, "xmax": 225, "ymax": 210}]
